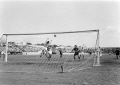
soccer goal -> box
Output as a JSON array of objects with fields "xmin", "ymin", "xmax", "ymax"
[{"xmin": 0, "ymin": 29, "xmax": 100, "ymax": 73}]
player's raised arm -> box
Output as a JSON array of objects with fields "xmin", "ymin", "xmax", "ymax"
[{"xmin": 44, "ymin": 38, "xmax": 51, "ymax": 47}]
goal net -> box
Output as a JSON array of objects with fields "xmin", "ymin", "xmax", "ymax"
[{"xmin": 0, "ymin": 30, "xmax": 100, "ymax": 73}]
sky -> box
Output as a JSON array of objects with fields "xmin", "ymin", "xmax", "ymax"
[{"xmin": 0, "ymin": 0, "xmax": 120, "ymax": 47}]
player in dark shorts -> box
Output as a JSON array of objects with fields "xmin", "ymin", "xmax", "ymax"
[
  {"xmin": 115, "ymin": 48, "xmax": 120, "ymax": 59},
  {"xmin": 72, "ymin": 45, "xmax": 80, "ymax": 60},
  {"xmin": 58, "ymin": 48, "xmax": 63, "ymax": 58}
]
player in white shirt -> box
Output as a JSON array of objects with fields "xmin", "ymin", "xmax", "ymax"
[
  {"xmin": 79, "ymin": 47, "xmax": 84, "ymax": 60},
  {"xmin": 1, "ymin": 50, "xmax": 5, "ymax": 60},
  {"xmin": 40, "ymin": 38, "xmax": 52, "ymax": 60}
]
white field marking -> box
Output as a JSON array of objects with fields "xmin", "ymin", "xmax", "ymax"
[
  {"xmin": 75, "ymin": 67, "xmax": 91, "ymax": 72},
  {"xmin": 66, "ymin": 56, "xmax": 92, "ymax": 72}
]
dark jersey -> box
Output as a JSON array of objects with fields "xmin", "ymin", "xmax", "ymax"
[
  {"xmin": 115, "ymin": 50, "xmax": 119, "ymax": 55},
  {"xmin": 73, "ymin": 47, "xmax": 79, "ymax": 55},
  {"xmin": 73, "ymin": 48, "xmax": 79, "ymax": 53},
  {"xmin": 59, "ymin": 49, "xmax": 62, "ymax": 54}
]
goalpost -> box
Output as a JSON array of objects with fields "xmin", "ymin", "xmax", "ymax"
[{"xmin": 2, "ymin": 29, "xmax": 100, "ymax": 67}]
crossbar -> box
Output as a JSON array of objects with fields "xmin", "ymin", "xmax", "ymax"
[{"xmin": 3, "ymin": 29, "xmax": 99, "ymax": 36}]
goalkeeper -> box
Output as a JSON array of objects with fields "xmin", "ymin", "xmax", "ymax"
[{"xmin": 40, "ymin": 38, "xmax": 52, "ymax": 58}]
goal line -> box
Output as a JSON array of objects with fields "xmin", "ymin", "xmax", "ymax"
[{"xmin": 3, "ymin": 29, "xmax": 99, "ymax": 36}]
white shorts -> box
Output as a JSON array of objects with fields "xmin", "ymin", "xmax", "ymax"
[
  {"xmin": 80, "ymin": 52, "xmax": 84, "ymax": 55},
  {"xmin": 100, "ymin": 53, "xmax": 102, "ymax": 56},
  {"xmin": 48, "ymin": 51, "xmax": 52, "ymax": 54},
  {"xmin": 43, "ymin": 47, "xmax": 47, "ymax": 51}
]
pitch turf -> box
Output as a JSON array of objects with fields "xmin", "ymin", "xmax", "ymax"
[
  {"xmin": 0, "ymin": 54, "xmax": 120, "ymax": 85},
  {"xmin": 0, "ymin": 53, "xmax": 93, "ymax": 73}
]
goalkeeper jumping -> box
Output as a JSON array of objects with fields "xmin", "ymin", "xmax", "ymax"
[{"xmin": 40, "ymin": 38, "xmax": 52, "ymax": 60}]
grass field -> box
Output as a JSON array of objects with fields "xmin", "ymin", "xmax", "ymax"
[
  {"xmin": 0, "ymin": 53, "xmax": 120, "ymax": 85},
  {"xmin": 0, "ymin": 53, "xmax": 92, "ymax": 73}
]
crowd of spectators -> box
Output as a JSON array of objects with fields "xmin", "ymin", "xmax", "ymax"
[
  {"xmin": 0, "ymin": 45, "xmax": 43, "ymax": 55},
  {"xmin": 0, "ymin": 45, "xmax": 119, "ymax": 55}
]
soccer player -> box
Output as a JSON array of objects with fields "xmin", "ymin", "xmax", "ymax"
[
  {"xmin": 80, "ymin": 49, "xmax": 84, "ymax": 60},
  {"xmin": 58, "ymin": 48, "xmax": 63, "ymax": 58},
  {"xmin": 47, "ymin": 46, "xmax": 52, "ymax": 60},
  {"xmin": 72, "ymin": 45, "xmax": 80, "ymax": 60},
  {"xmin": 1, "ymin": 50, "xmax": 5, "ymax": 61},
  {"xmin": 40, "ymin": 38, "xmax": 52, "ymax": 59},
  {"xmin": 115, "ymin": 48, "xmax": 119, "ymax": 59}
]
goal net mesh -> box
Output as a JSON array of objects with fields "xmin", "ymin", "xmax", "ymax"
[{"xmin": 0, "ymin": 31, "xmax": 98, "ymax": 73}]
